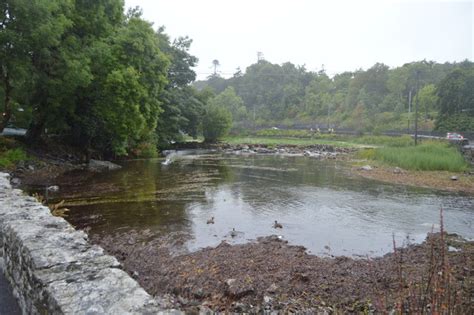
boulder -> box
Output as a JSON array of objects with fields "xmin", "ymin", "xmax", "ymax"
[{"xmin": 359, "ymin": 165, "xmax": 373, "ymax": 171}]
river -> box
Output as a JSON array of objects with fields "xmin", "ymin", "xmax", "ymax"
[{"xmin": 49, "ymin": 150, "xmax": 473, "ymax": 257}]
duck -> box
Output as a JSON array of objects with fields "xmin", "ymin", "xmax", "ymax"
[
  {"xmin": 230, "ymin": 228, "xmax": 237, "ymax": 238},
  {"xmin": 206, "ymin": 216, "xmax": 215, "ymax": 224},
  {"xmin": 273, "ymin": 220, "xmax": 283, "ymax": 229}
]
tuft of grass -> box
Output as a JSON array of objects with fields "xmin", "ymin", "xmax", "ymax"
[
  {"xmin": 0, "ymin": 148, "xmax": 28, "ymax": 168},
  {"xmin": 372, "ymin": 142, "xmax": 468, "ymax": 172}
]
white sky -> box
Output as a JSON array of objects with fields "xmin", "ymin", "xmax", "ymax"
[{"xmin": 124, "ymin": 0, "xmax": 473, "ymax": 79}]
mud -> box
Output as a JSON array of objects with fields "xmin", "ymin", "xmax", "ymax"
[{"xmin": 91, "ymin": 231, "xmax": 474, "ymax": 314}]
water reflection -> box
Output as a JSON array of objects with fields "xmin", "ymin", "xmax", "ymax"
[{"xmin": 53, "ymin": 152, "xmax": 474, "ymax": 256}]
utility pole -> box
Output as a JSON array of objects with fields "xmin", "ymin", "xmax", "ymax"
[
  {"xmin": 407, "ymin": 89, "xmax": 412, "ymax": 131},
  {"xmin": 327, "ymin": 103, "xmax": 330, "ymax": 130},
  {"xmin": 414, "ymin": 71, "xmax": 420, "ymax": 146}
]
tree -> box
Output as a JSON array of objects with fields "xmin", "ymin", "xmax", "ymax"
[
  {"xmin": 202, "ymin": 102, "xmax": 232, "ymax": 142},
  {"xmin": 0, "ymin": 0, "xmax": 74, "ymax": 133},
  {"xmin": 155, "ymin": 29, "xmax": 205, "ymax": 147},
  {"xmin": 210, "ymin": 87, "xmax": 247, "ymax": 122},
  {"xmin": 417, "ymin": 84, "xmax": 438, "ymax": 119},
  {"xmin": 82, "ymin": 10, "xmax": 169, "ymax": 156},
  {"xmin": 303, "ymin": 73, "xmax": 333, "ymax": 117},
  {"xmin": 212, "ymin": 59, "xmax": 220, "ymax": 76},
  {"xmin": 435, "ymin": 67, "xmax": 474, "ymax": 131}
]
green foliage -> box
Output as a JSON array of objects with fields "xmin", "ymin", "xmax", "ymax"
[
  {"xmin": 195, "ymin": 59, "xmax": 473, "ymax": 132},
  {"xmin": 223, "ymin": 136, "xmax": 357, "ymax": 147},
  {"xmin": 352, "ymin": 135, "xmax": 413, "ymax": 147},
  {"xmin": 202, "ymin": 104, "xmax": 232, "ymax": 142},
  {"xmin": 372, "ymin": 142, "xmax": 467, "ymax": 172},
  {"xmin": 0, "ymin": 148, "xmax": 28, "ymax": 169},
  {"xmin": 357, "ymin": 148, "xmax": 376, "ymax": 160},
  {"xmin": 155, "ymin": 29, "xmax": 205, "ymax": 148},
  {"xmin": 252, "ymin": 129, "xmax": 413, "ymax": 147},
  {"xmin": 435, "ymin": 113, "xmax": 474, "ymax": 132},
  {"xmin": 209, "ymin": 87, "xmax": 247, "ymax": 121},
  {"xmin": 435, "ymin": 67, "xmax": 474, "ymax": 131},
  {"xmin": 418, "ymin": 84, "xmax": 438, "ymax": 118}
]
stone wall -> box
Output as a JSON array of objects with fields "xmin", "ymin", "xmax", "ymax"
[{"xmin": 0, "ymin": 172, "xmax": 173, "ymax": 314}]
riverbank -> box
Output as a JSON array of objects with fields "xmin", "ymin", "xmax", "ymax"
[
  {"xmin": 91, "ymin": 230, "xmax": 473, "ymax": 313},
  {"xmin": 353, "ymin": 164, "xmax": 474, "ymax": 194},
  {"xmin": 173, "ymin": 141, "xmax": 474, "ymax": 194}
]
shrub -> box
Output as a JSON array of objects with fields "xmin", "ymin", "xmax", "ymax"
[
  {"xmin": 0, "ymin": 148, "xmax": 28, "ymax": 168},
  {"xmin": 202, "ymin": 104, "xmax": 233, "ymax": 142}
]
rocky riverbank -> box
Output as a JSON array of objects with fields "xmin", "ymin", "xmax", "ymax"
[
  {"xmin": 353, "ymin": 164, "xmax": 474, "ymax": 194},
  {"xmin": 169, "ymin": 142, "xmax": 356, "ymax": 160},
  {"xmin": 219, "ymin": 143, "xmax": 355, "ymax": 160},
  {"xmin": 91, "ymin": 231, "xmax": 473, "ymax": 314}
]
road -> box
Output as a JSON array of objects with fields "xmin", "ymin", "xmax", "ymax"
[
  {"xmin": 0, "ymin": 271, "xmax": 21, "ymax": 315},
  {"xmin": 0, "ymin": 128, "xmax": 27, "ymax": 137}
]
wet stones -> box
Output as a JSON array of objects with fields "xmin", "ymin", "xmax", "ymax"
[
  {"xmin": 222, "ymin": 144, "xmax": 354, "ymax": 160},
  {"xmin": 359, "ymin": 165, "xmax": 373, "ymax": 171},
  {"xmin": 224, "ymin": 278, "xmax": 255, "ymax": 299}
]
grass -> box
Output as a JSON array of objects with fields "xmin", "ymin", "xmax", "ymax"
[
  {"xmin": 224, "ymin": 131, "xmax": 469, "ymax": 173},
  {"xmin": 223, "ymin": 136, "xmax": 359, "ymax": 148},
  {"xmin": 0, "ymin": 147, "xmax": 28, "ymax": 168},
  {"xmin": 361, "ymin": 142, "xmax": 468, "ymax": 172},
  {"xmin": 0, "ymin": 137, "xmax": 29, "ymax": 169},
  {"xmin": 229, "ymin": 129, "xmax": 416, "ymax": 148}
]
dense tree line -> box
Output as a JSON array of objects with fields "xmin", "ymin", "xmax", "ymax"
[
  {"xmin": 196, "ymin": 59, "xmax": 473, "ymax": 132},
  {"xmin": 2, "ymin": 1, "xmax": 472, "ymax": 159},
  {"xmin": 0, "ymin": 0, "xmax": 228, "ymax": 157}
]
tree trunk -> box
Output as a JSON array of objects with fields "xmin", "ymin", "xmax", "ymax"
[
  {"xmin": 25, "ymin": 108, "xmax": 45, "ymax": 143},
  {"xmin": 0, "ymin": 71, "xmax": 12, "ymax": 133}
]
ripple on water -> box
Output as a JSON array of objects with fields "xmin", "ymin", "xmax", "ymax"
[{"xmin": 54, "ymin": 152, "xmax": 474, "ymax": 257}]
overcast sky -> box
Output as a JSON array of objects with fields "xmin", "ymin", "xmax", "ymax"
[{"xmin": 124, "ymin": 0, "xmax": 473, "ymax": 80}]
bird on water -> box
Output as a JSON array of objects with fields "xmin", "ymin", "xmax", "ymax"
[{"xmin": 273, "ymin": 220, "xmax": 283, "ymax": 229}]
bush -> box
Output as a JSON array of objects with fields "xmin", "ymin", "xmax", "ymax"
[
  {"xmin": 435, "ymin": 113, "xmax": 474, "ymax": 132},
  {"xmin": 202, "ymin": 104, "xmax": 233, "ymax": 142}
]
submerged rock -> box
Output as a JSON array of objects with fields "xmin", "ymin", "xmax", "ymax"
[{"xmin": 88, "ymin": 159, "xmax": 122, "ymax": 172}]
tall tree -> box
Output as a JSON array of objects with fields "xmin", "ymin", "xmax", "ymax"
[
  {"xmin": 435, "ymin": 67, "xmax": 474, "ymax": 131},
  {"xmin": 210, "ymin": 87, "xmax": 247, "ymax": 122},
  {"xmin": 155, "ymin": 29, "xmax": 205, "ymax": 147},
  {"xmin": 0, "ymin": 0, "xmax": 73, "ymax": 133}
]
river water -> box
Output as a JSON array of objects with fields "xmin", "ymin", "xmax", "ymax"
[{"xmin": 52, "ymin": 151, "xmax": 473, "ymax": 257}]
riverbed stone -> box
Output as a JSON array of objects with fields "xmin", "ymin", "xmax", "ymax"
[
  {"xmin": 359, "ymin": 165, "xmax": 373, "ymax": 171},
  {"xmin": 0, "ymin": 172, "xmax": 175, "ymax": 314},
  {"xmin": 88, "ymin": 159, "xmax": 122, "ymax": 172}
]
